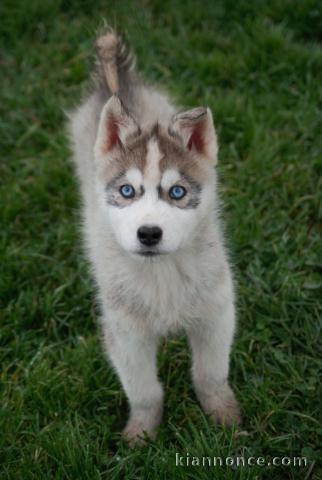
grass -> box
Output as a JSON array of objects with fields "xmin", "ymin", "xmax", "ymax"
[{"xmin": 1, "ymin": 0, "xmax": 321, "ymax": 478}]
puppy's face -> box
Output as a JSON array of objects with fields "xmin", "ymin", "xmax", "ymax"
[{"xmin": 94, "ymin": 96, "xmax": 218, "ymax": 259}]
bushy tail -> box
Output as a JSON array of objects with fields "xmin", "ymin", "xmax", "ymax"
[{"xmin": 95, "ymin": 29, "xmax": 136, "ymax": 96}]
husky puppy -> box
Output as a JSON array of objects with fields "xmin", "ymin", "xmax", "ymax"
[{"xmin": 69, "ymin": 30, "xmax": 241, "ymax": 445}]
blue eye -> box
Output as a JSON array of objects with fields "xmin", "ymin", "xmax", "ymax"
[
  {"xmin": 120, "ymin": 184, "xmax": 135, "ymax": 198},
  {"xmin": 169, "ymin": 185, "xmax": 187, "ymax": 200}
]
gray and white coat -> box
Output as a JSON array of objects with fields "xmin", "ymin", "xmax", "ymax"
[{"xmin": 69, "ymin": 30, "xmax": 241, "ymax": 445}]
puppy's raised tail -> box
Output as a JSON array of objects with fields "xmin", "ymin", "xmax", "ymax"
[{"xmin": 95, "ymin": 29, "xmax": 136, "ymax": 96}]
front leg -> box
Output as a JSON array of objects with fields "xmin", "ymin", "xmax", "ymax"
[
  {"xmin": 103, "ymin": 313, "xmax": 163, "ymax": 446},
  {"xmin": 187, "ymin": 300, "xmax": 241, "ymax": 426}
]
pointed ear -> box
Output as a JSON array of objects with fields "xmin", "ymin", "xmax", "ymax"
[
  {"xmin": 171, "ymin": 107, "xmax": 218, "ymax": 164},
  {"xmin": 94, "ymin": 95, "xmax": 140, "ymax": 160}
]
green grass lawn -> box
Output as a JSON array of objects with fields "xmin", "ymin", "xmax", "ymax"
[{"xmin": 1, "ymin": 1, "xmax": 321, "ymax": 478}]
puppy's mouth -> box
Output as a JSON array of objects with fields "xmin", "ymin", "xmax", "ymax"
[
  {"xmin": 138, "ymin": 251, "xmax": 160, "ymax": 257},
  {"xmin": 133, "ymin": 249, "xmax": 168, "ymax": 259}
]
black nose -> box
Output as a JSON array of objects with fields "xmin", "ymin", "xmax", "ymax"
[{"xmin": 137, "ymin": 225, "xmax": 163, "ymax": 246}]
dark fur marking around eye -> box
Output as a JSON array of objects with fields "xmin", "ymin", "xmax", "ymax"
[
  {"xmin": 184, "ymin": 197, "xmax": 200, "ymax": 209},
  {"xmin": 180, "ymin": 172, "xmax": 202, "ymax": 194},
  {"xmin": 106, "ymin": 170, "xmax": 126, "ymax": 190},
  {"xmin": 158, "ymin": 173, "xmax": 202, "ymax": 209},
  {"xmin": 173, "ymin": 195, "xmax": 200, "ymax": 209},
  {"xmin": 106, "ymin": 171, "xmax": 128, "ymax": 208},
  {"xmin": 105, "ymin": 171, "xmax": 145, "ymax": 208},
  {"xmin": 106, "ymin": 191, "xmax": 129, "ymax": 208},
  {"xmin": 178, "ymin": 172, "xmax": 202, "ymax": 209},
  {"xmin": 177, "ymin": 172, "xmax": 202, "ymax": 209}
]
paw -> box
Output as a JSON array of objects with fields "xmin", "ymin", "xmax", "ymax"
[
  {"xmin": 122, "ymin": 404, "xmax": 163, "ymax": 447},
  {"xmin": 198, "ymin": 383, "xmax": 241, "ymax": 427},
  {"xmin": 122, "ymin": 420, "xmax": 156, "ymax": 447}
]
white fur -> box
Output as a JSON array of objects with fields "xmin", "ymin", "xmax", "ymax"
[
  {"xmin": 69, "ymin": 76, "xmax": 240, "ymax": 445},
  {"xmin": 161, "ymin": 169, "xmax": 181, "ymax": 190},
  {"xmin": 145, "ymin": 138, "xmax": 162, "ymax": 185},
  {"xmin": 126, "ymin": 167, "xmax": 143, "ymax": 186}
]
